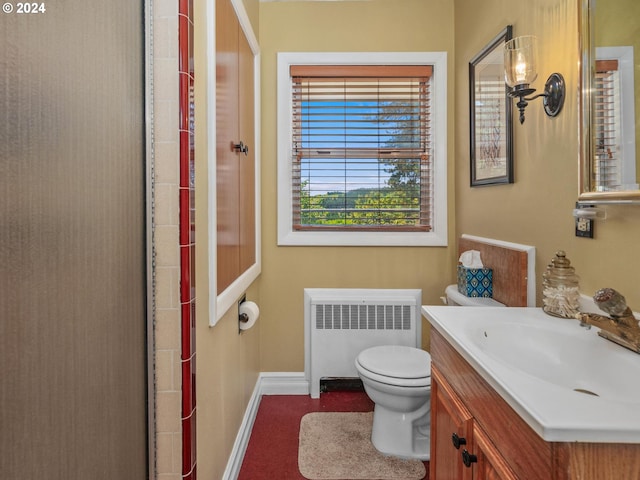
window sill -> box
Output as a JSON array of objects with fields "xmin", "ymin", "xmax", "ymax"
[{"xmin": 277, "ymin": 229, "xmax": 447, "ymax": 247}]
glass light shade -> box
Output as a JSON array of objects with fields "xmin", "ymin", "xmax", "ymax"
[{"xmin": 504, "ymin": 35, "xmax": 538, "ymax": 88}]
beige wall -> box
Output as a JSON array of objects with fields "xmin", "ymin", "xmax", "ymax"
[
  {"xmin": 193, "ymin": 284, "xmax": 260, "ymax": 479},
  {"xmin": 258, "ymin": 0, "xmax": 456, "ymax": 372},
  {"xmin": 454, "ymin": 0, "xmax": 640, "ymax": 308},
  {"xmin": 193, "ymin": 0, "xmax": 261, "ymax": 479}
]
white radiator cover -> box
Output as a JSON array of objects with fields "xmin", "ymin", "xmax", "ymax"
[{"xmin": 304, "ymin": 288, "xmax": 422, "ymax": 398}]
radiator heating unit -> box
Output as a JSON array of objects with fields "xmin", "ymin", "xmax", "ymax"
[{"xmin": 304, "ymin": 288, "xmax": 422, "ymax": 398}]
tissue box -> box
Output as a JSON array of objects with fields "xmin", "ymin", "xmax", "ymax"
[{"xmin": 457, "ymin": 265, "xmax": 493, "ymax": 298}]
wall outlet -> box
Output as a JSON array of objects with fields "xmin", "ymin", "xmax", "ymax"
[{"xmin": 575, "ymin": 216, "xmax": 594, "ymax": 238}]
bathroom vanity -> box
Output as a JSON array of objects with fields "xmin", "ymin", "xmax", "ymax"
[{"xmin": 422, "ymin": 306, "xmax": 640, "ymax": 479}]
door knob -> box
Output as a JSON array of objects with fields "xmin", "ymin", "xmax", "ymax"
[
  {"xmin": 462, "ymin": 449, "xmax": 478, "ymax": 467},
  {"xmin": 451, "ymin": 433, "xmax": 467, "ymax": 449},
  {"xmin": 233, "ymin": 141, "xmax": 249, "ymax": 156}
]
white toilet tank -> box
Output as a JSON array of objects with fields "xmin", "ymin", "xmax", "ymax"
[{"xmin": 444, "ymin": 284, "xmax": 505, "ymax": 307}]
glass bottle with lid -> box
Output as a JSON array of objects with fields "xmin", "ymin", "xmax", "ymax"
[{"xmin": 542, "ymin": 251, "xmax": 581, "ymax": 318}]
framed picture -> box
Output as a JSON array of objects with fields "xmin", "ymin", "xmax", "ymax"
[{"xmin": 469, "ymin": 25, "xmax": 514, "ymax": 186}]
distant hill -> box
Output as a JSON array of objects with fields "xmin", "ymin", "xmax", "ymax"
[{"xmin": 315, "ymin": 188, "xmax": 389, "ymax": 209}]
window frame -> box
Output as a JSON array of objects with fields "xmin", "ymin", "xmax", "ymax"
[{"xmin": 277, "ymin": 52, "xmax": 448, "ymax": 247}]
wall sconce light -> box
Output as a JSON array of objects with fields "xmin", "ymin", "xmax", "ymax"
[{"xmin": 504, "ymin": 35, "xmax": 565, "ymax": 124}]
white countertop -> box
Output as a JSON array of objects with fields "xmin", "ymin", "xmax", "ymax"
[{"xmin": 422, "ymin": 305, "xmax": 640, "ymax": 443}]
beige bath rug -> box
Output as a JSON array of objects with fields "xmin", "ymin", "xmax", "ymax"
[{"xmin": 298, "ymin": 412, "xmax": 426, "ymax": 480}]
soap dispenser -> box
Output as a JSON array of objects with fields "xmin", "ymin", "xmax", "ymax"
[{"xmin": 542, "ymin": 251, "xmax": 581, "ymax": 318}]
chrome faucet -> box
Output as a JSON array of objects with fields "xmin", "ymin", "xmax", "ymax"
[{"xmin": 577, "ymin": 288, "xmax": 640, "ymax": 354}]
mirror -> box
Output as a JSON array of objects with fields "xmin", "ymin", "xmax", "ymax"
[{"xmin": 579, "ymin": 0, "xmax": 640, "ymax": 203}]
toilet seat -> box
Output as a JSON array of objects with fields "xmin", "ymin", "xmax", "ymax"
[{"xmin": 356, "ymin": 346, "xmax": 431, "ymax": 387}]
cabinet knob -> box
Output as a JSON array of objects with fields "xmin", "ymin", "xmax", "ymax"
[
  {"xmin": 461, "ymin": 449, "xmax": 478, "ymax": 467},
  {"xmin": 451, "ymin": 433, "xmax": 467, "ymax": 449},
  {"xmin": 233, "ymin": 141, "xmax": 249, "ymax": 156}
]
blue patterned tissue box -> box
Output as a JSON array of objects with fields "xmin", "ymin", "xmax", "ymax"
[{"xmin": 457, "ymin": 265, "xmax": 493, "ymax": 298}]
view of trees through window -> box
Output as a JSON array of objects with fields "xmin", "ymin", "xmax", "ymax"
[{"xmin": 293, "ymin": 75, "xmax": 431, "ymax": 230}]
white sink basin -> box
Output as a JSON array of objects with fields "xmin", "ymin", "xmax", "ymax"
[
  {"xmin": 422, "ymin": 306, "xmax": 640, "ymax": 443},
  {"xmin": 468, "ymin": 320, "xmax": 640, "ymax": 402}
]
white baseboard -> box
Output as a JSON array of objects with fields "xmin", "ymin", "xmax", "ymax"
[
  {"xmin": 222, "ymin": 372, "xmax": 309, "ymax": 480},
  {"xmin": 258, "ymin": 371, "xmax": 310, "ymax": 395}
]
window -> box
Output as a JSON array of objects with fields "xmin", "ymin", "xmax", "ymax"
[
  {"xmin": 594, "ymin": 59, "xmax": 623, "ymax": 190},
  {"xmin": 594, "ymin": 46, "xmax": 638, "ymax": 191},
  {"xmin": 292, "ymin": 65, "xmax": 431, "ymax": 231},
  {"xmin": 277, "ymin": 52, "xmax": 447, "ymax": 247}
]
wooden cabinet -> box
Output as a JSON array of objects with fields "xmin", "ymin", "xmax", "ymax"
[
  {"xmin": 431, "ymin": 367, "xmax": 516, "ymax": 480},
  {"xmin": 430, "ymin": 328, "xmax": 640, "ymax": 480},
  {"xmin": 216, "ymin": 0, "xmax": 256, "ymax": 294}
]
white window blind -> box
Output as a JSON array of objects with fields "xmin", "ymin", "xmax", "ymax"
[
  {"xmin": 290, "ymin": 65, "xmax": 433, "ymax": 231},
  {"xmin": 594, "ymin": 59, "xmax": 622, "ymax": 190}
]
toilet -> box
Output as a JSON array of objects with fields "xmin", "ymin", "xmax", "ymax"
[
  {"xmin": 355, "ymin": 285, "xmax": 506, "ymax": 460},
  {"xmin": 355, "ymin": 345, "xmax": 432, "ymax": 460}
]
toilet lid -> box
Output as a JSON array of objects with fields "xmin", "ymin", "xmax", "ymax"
[{"xmin": 357, "ymin": 345, "xmax": 431, "ymax": 379}]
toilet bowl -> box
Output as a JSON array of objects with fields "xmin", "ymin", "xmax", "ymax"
[{"xmin": 355, "ymin": 345, "xmax": 431, "ymax": 460}]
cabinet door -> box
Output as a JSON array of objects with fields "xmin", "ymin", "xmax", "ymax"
[
  {"xmin": 216, "ymin": 0, "xmax": 240, "ymax": 293},
  {"xmin": 216, "ymin": 0, "xmax": 256, "ymax": 294},
  {"xmin": 472, "ymin": 424, "xmax": 518, "ymax": 480},
  {"xmin": 238, "ymin": 27, "xmax": 255, "ymax": 274},
  {"xmin": 431, "ymin": 367, "xmax": 473, "ymax": 480}
]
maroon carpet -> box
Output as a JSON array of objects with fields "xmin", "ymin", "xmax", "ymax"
[{"xmin": 238, "ymin": 391, "xmax": 429, "ymax": 479}]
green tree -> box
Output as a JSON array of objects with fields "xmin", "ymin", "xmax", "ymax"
[
  {"xmin": 351, "ymin": 189, "xmax": 419, "ymax": 226},
  {"xmin": 378, "ymin": 100, "xmax": 422, "ymax": 200}
]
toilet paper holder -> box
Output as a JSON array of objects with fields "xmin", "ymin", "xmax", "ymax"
[
  {"xmin": 237, "ymin": 295, "xmax": 259, "ymax": 333},
  {"xmin": 238, "ymin": 295, "xmax": 249, "ymax": 329}
]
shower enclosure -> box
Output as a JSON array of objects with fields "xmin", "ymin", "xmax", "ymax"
[{"xmin": 1, "ymin": 1, "xmax": 150, "ymax": 478}]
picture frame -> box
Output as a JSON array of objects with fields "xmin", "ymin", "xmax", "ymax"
[{"xmin": 469, "ymin": 25, "xmax": 514, "ymax": 186}]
